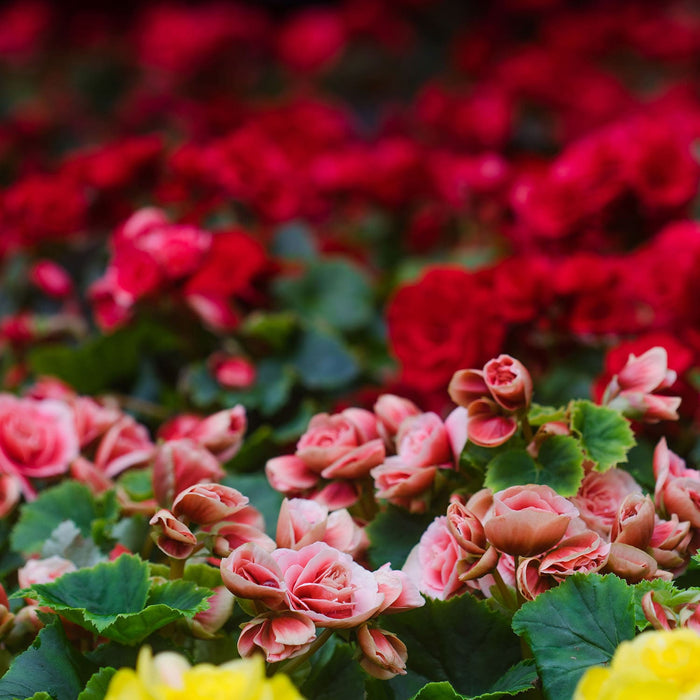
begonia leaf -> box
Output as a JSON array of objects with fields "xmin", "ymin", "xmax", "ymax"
[
  {"xmin": 77, "ymin": 667, "xmax": 116, "ymax": 700},
  {"xmin": 382, "ymin": 594, "xmax": 521, "ymax": 698},
  {"xmin": 41, "ymin": 520, "xmax": 104, "ymax": 568},
  {"xmin": 11, "ymin": 482, "xmax": 103, "ymax": 555},
  {"xmin": 512, "ymin": 573, "xmax": 635, "ymax": 700},
  {"xmin": 292, "ymin": 327, "xmax": 359, "ymax": 390},
  {"xmin": 273, "ymin": 259, "xmax": 373, "ymax": 332},
  {"xmin": 301, "ymin": 640, "xmax": 365, "ymax": 700},
  {"xmin": 484, "ymin": 436, "xmax": 583, "ymax": 495},
  {"xmin": 0, "ymin": 619, "xmax": 97, "ymax": 700},
  {"xmin": 570, "ymin": 400, "xmax": 635, "ymax": 471},
  {"xmin": 632, "ymin": 579, "xmax": 700, "ymax": 631},
  {"xmin": 527, "ymin": 404, "xmax": 567, "ymax": 427},
  {"xmin": 366, "ymin": 506, "xmax": 433, "ymax": 570},
  {"xmin": 241, "ymin": 311, "xmax": 298, "ymax": 351},
  {"xmin": 17, "ymin": 554, "xmax": 211, "ymax": 645},
  {"xmin": 411, "ymin": 682, "xmax": 464, "ymax": 699}
]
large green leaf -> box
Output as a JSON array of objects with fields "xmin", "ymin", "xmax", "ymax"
[
  {"xmin": 273, "ymin": 259, "xmax": 374, "ymax": 332},
  {"xmin": 412, "ymin": 682, "xmax": 464, "ymax": 700},
  {"xmin": 512, "ymin": 574, "xmax": 636, "ymax": 700},
  {"xmin": 292, "ymin": 327, "xmax": 359, "ymax": 390},
  {"xmin": 570, "ymin": 401, "xmax": 635, "ymax": 471},
  {"xmin": 18, "ymin": 555, "xmax": 211, "ymax": 645},
  {"xmin": 0, "ymin": 619, "xmax": 97, "ymax": 700},
  {"xmin": 382, "ymin": 594, "xmax": 521, "ymax": 698},
  {"xmin": 300, "ymin": 641, "xmax": 365, "ymax": 700},
  {"xmin": 77, "ymin": 667, "xmax": 116, "ymax": 700},
  {"xmin": 484, "ymin": 436, "xmax": 584, "ymax": 496},
  {"xmin": 366, "ymin": 506, "xmax": 434, "ymax": 570},
  {"xmin": 11, "ymin": 482, "xmax": 102, "ymax": 555}
]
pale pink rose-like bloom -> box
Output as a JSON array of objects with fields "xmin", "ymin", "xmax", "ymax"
[
  {"xmin": 483, "ymin": 354, "xmax": 533, "ymax": 412},
  {"xmin": 308, "ymin": 480, "xmax": 359, "ymax": 510},
  {"xmin": 448, "ymin": 368, "xmax": 490, "ymax": 408},
  {"xmin": 614, "ymin": 347, "xmax": 677, "ymax": 395},
  {"xmin": 149, "ymin": 509, "xmax": 198, "ymax": 559},
  {"xmin": 320, "ymin": 439, "xmax": 385, "ymax": 480},
  {"xmin": 653, "ymin": 437, "xmax": 700, "ymax": 498},
  {"xmin": 265, "ymin": 455, "xmax": 319, "ymax": 496},
  {"xmin": 210, "ymin": 521, "xmax": 276, "ymax": 558},
  {"xmin": 172, "ymin": 483, "xmax": 248, "ymax": 525},
  {"xmin": 659, "ymin": 477, "xmax": 700, "ymax": 528},
  {"xmin": 466, "ymin": 399, "xmax": 518, "ymax": 448},
  {"xmin": 371, "ymin": 457, "xmax": 437, "ymax": 512},
  {"xmin": 403, "ymin": 516, "xmax": 467, "ymax": 601},
  {"xmin": 373, "ymin": 394, "xmax": 420, "ymax": 444},
  {"xmin": 604, "ymin": 542, "xmax": 660, "ymax": 583},
  {"xmin": 70, "ymin": 456, "xmax": 113, "ymax": 494},
  {"xmin": 188, "ymin": 586, "xmax": 235, "ymax": 639},
  {"xmin": 71, "ymin": 397, "xmax": 121, "ymax": 448},
  {"xmin": 238, "ymin": 612, "xmax": 316, "ymax": 662},
  {"xmin": 571, "ymin": 467, "xmax": 642, "ymax": 538},
  {"xmin": 0, "ymin": 395, "xmax": 79, "ymax": 480},
  {"xmin": 357, "ymin": 625, "xmax": 408, "ymax": 680},
  {"xmin": 95, "ymin": 414, "xmax": 154, "ymax": 479},
  {"xmin": 325, "ymin": 509, "xmax": 368, "ymax": 559},
  {"xmin": 220, "ymin": 543, "xmax": 286, "ymax": 606},
  {"xmin": 25, "ymin": 377, "xmax": 77, "ymax": 402},
  {"xmin": 151, "ymin": 439, "xmax": 224, "ymax": 507},
  {"xmin": 611, "ymin": 494, "xmax": 656, "ymax": 550},
  {"xmin": 648, "ymin": 515, "xmax": 692, "ymax": 573},
  {"xmin": 18, "ymin": 556, "xmax": 77, "ymax": 590},
  {"xmin": 484, "ymin": 485, "xmax": 579, "ymax": 557},
  {"xmin": 396, "ymin": 412, "xmax": 452, "ymax": 469},
  {"xmin": 373, "ymin": 563, "xmax": 425, "ymax": 614},
  {"xmin": 538, "ymin": 530, "xmax": 610, "ymax": 580},
  {"xmin": 183, "ymin": 406, "xmax": 247, "ymax": 463},
  {"xmin": 273, "ymin": 542, "xmax": 385, "ymax": 628}
]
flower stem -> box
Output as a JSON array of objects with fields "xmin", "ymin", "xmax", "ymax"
[
  {"xmin": 491, "ymin": 567, "xmax": 517, "ymax": 610},
  {"xmin": 519, "ymin": 412, "xmax": 534, "ymax": 444},
  {"xmin": 169, "ymin": 557, "xmax": 186, "ymax": 579},
  {"xmin": 274, "ymin": 628, "xmax": 334, "ymax": 676}
]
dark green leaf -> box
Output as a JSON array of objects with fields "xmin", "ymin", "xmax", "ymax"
[
  {"xmin": 475, "ymin": 659, "xmax": 538, "ymax": 698},
  {"xmin": 77, "ymin": 667, "xmax": 116, "ymax": 700},
  {"xmin": 0, "ymin": 619, "xmax": 96, "ymax": 700},
  {"xmin": 272, "ymin": 223, "xmax": 318, "ymax": 261},
  {"xmin": 41, "ymin": 521, "xmax": 103, "ymax": 569},
  {"xmin": 224, "ymin": 426, "xmax": 276, "ymax": 474},
  {"xmin": 292, "ymin": 327, "xmax": 359, "ymax": 390},
  {"xmin": 186, "ymin": 364, "xmax": 222, "ymax": 408},
  {"xmin": 411, "ymin": 682, "xmax": 464, "ymax": 700},
  {"xmin": 512, "ymin": 574, "xmax": 635, "ymax": 700},
  {"xmin": 366, "ymin": 506, "xmax": 433, "ymax": 570},
  {"xmin": 117, "ymin": 469, "xmax": 153, "ymax": 502},
  {"xmin": 484, "ymin": 450, "xmax": 537, "ymax": 492},
  {"xmin": 11, "ymin": 482, "xmax": 98, "ymax": 555},
  {"xmin": 528, "ymin": 404, "xmax": 566, "ymax": 427},
  {"xmin": 300, "ymin": 641, "xmax": 364, "ymax": 700},
  {"xmin": 382, "ymin": 595, "xmax": 521, "ymax": 697},
  {"xmin": 571, "ymin": 401, "xmax": 635, "ymax": 471},
  {"xmin": 274, "ymin": 259, "xmax": 373, "ymax": 332},
  {"xmin": 253, "ymin": 360, "xmax": 295, "ymax": 416},
  {"xmin": 241, "ymin": 312, "xmax": 297, "ymax": 352}
]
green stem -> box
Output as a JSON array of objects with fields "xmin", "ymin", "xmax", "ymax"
[
  {"xmin": 169, "ymin": 557, "xmax": 186, "ymax": 579},
  {"xmin": 519, "ymin": 412, "xmax": 534, "ymax": 444},
  {"xmin": 275, "ymin": 628, "xmax": 334, "ymax": 676},
  {"xmin": 491, "ymin": 567, "xmax": 517, "ymax": 611}
]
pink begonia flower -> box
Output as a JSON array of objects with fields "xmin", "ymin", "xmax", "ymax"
[
  {"xmin": 238, "ymin": 611, "xmax": 316, "ymax": 662},
  {"xmin": 483, "ymin": 485, "xmax": 579, "ymax": 557},
  {"xmin": 211, "ymin": 356, "xmax": 257, "ymax": 390},
  {"xmin": 71, "ymin": 397, "xmax": 121, "ymax": 448},
  {"xmin": 308, "ymin": 480, "xmax": 359, "ymax": 510},
  {"xmin": 373, "ymin": 564, "xmax": 425, "ymax": 614},
  {"xmin": 648, "ymin": 515, "xmax": 692, "ymax": 573},
  {"xmin": 210, "ymin": 521, "xmax": 276, "ymax": 558},
  {"xmin": 403, "ymin": 516, "xmax": 467, "ymax": 601},
  {"xmin": 220, "ymin": 543, "xmax": 286, "ymax": 606},
  {"xmin": 18, "ymin": 556, "xmax": 77, "ymax": 590},
  {"xmin": 273, "ymin": 542, "xmax": 384, "ymax": 628},
  {"xmin": 610, "ymin": 494, "xmax": 655, "ymax": 550},
  {"xmin": 653, "ymin": 438, "xmax": 700, "ymax": 527},
  {"xmin": 151, "ymin": 439, "xmax": 223, "ymax": 507},
  {"xmin": 172, "ymin": 483, "xmax": 248, "ymax": 525},
  {"xmin": 182, "ymin": 406, "xmax": 247, "ymax": 463},
  {"xmin": 0, "ymin": 395, "xmax": 79, "ymax": 480},
  {"xmin": 357, "ymin": 625, "xmax": 408, "ymax": 680},
  {"xmin": 448, "ymin": 368, "xmax": 490, "ymax": 408},
  {"xmin": 188, "ymin": 586, "xmax": 235, "ymax": 639},
  {"xmin": 466, "ymin": 398, "xmax": 517, "ymax": 448},
  {"xmin": 395, "ymin": 412, "xmax": 452, "ymax": 469},
  {"xmin": 320, "ymin": 439, "xmax": 386, "ymax": 480},
  {"xmin": 0, "ymin": 474, "xmax": 21, "ymax": 517},
  {"xmin": 603, "ymin": 347, "xmax": 681, "ymax": 422},
  {"xmin": 604, "ymin": 542, "xmax": 661, "ymax": 584},
  {"xmin": 29, "ymin": 260, "xmax": 73, "ymax": 298},
  {"xmin": 483, "ymin": 354, "xmax": 533, "ymax": 412},
  {"xmin": 95, "ymin": 414, "xmax": 154, "ymax": 478},
  {"xmin": 265, "ymin": 455, "xmax": 320, "ymax": 495},
  {"xmin": 70, "ymin": 456, "xmax": 113, "ymax": 494},
  {"xmin": 373, "ymin": 394, "xmax": 420, "ymax": 444},
  {"xmin": 371, "ymin": 457, "xmax": 437, "ymax": 512},
  {"xmin": 570, "ymin": 467, "xmax": 641, "ymax": 538},
  {"xmin": 149, "ymin": 509, "xmax": 198, "ymax": 559}
]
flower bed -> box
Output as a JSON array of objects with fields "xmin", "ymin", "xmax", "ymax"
[{"xmin": 1, "ymin": 1, "xmax": 700, "ymax": 698}]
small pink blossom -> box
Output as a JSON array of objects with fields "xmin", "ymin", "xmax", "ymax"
[{"xmin": 238, "ymin": 611, "xmax": 316, "ymax": 662}]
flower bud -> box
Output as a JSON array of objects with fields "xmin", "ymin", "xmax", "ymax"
[
  {"xmin": 483, "ymin": 354, "xmax": 533, "ymax": 412},
  {"xmin": 357, "ymin": 626, "xmax": 408, "ymax": 680},
  {"xmin": 373, "ymin": 394, "xmax": 420, "ymax": 442},
  {"xmin": 238, "ymin": 612, "xmax": 316, "ymax": 662},
  {"xmin": 604, "ymin": 542, "xmax": 658, "ymax": 583},
  {"xmin": 172, "ymin": 483, "xmax": 248, "ymax": 525},
  {"xmin": 611, "ymin": 494, "xmax": 656, "ymax": 550},
  {"xmin": 219, "ymin": 543, "xmax": 285, "ymax": 606},
  {"xmin": 149, "ymin": 510, "xmax": 197, "ymax": 559}
]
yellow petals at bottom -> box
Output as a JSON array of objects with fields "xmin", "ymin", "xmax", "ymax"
[
  {"xmin": 104, "ymin": 648, "xmax": 304, "ymax": 700},
  {"xmin": 574, "ymin": 629, "xmax": 700, "ymax": 700}
]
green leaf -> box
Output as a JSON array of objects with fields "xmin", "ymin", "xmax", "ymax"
[
  {"xmin": 484, "ymin": 436, "xmax": 583, "ymax": 495},
  {"xmin": 301, "ymin": 641, "xmax": 364, "ymax": 700},
  {"xmin": 253, "ymin": 359, "xmax": 295, "ymax": 416},
  {"xmin": 272, "ymin": 223, "xmax": 318, "ymax": 261},
  {"xmin": 292, "ymin": 327, "xmax": 359, "ymax": 390},
  {"xmin": 186, "ymin": 364, "xmax": 222, "ymax": 408},
  {"xmin": 366, "ymin": 506, "xmax": 434, "ymax": 570},
  {"xmin": 382, "ymin": 595, "xmax": 521, "ymax": 698},
  {"xmin": 18, "ymin": 555, "xmax": 211, "ymax": 645},
  {"xmin": 77, "ymin": 667, "xmax": 116, "ymax": 700},
  {"xmin": 571, "ymin": 400, "xmax": 635, "ymax": 471},
  {"xmin": 241, "ymin": 312, "xmax": 297, "ymax": 352},
  {"xmin": 274, "ymin": 259, "xmax": 374, "ymax": 332},
  {"xmin": 512, "ymin": 574, "xmax": 636, "ymax": 700},
  {"xmin": 11, "ymin": 482, "xmax": 99, "ymax": 555},
  {"xmin": 117, "ymin": 469, "xmax": 153, "ymax": 502},
  {"xmin": 412, "ymin": 682, "xmax": 465, "ymax": 699},
  {"xmin": 474, "ymin": 659, "xmax": 538, "ymax": 699},
  {"xmin": 528, "ymin": 404, "xmax": 567, "ymax": 427},
  {"xmin": 223, "ymin": 425, "xmax": 276, "ymax": 474},
  {"xmin": 0, "ymin": 619, "xmax": 97, "ymax": 700},
  {"xmin": 41, "ymin": 520, "xmax": 103, "ymax": 568}
]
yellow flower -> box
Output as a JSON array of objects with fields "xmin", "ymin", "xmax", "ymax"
[
  {"xmin": 104, "ymin": 647, "xmax": 305, "ymax": 700},
  {"xmin": 574, "ymin": 629, "xmax": 700, "ymax": 700}
]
